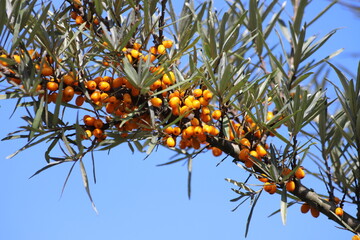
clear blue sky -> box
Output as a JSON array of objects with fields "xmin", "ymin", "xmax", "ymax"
[{"xmin": 0, "ymin": 1, "xmax": 359, "ymax": 240}]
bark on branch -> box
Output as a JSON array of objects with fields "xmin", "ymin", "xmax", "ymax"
[{"xmin": 207, "ymin": 136, "xmax": 360, "ymax": 234}]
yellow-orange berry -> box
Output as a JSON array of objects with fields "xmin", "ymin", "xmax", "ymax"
[
  {"xmin": 203, "ymin": 89, "xmax": 213, "ymax": 101},
  {"xmin": 256, "ymin": 144, "xmax": 267, "ymax": 158},
  {"xmin": 166, "ymin": 137, "xmax": 176, "ymax": 147},
  {"xmin": 133, "ymin": 42, "xmax": 141, "ymax": 50},
  {"xmin": 352, "ymin": 235, "xmax": 360, "ymax": 240},
  {"xmin": 286, "ymin": 180, "xmax": 296, "ymax": 192},
  {"xmin": 240, "ymin": 138, "xmax": 251, "ymax": 148},
  {"xmin": 335, "ymin": 207, "xmax": 344, "ymax": 217},
  {"xmin": 162, "ymin": 40, "xmax": 173, "ymax": 48},
  {"xmin": 46, "ymin": 81, "xmax": 59, "ymax": 91},
  {"xmin": 192, "ymin": 99, "xmax": 201, "ymax": 109},
  {"xmin": 151, "ymin": 97, "xmax": 162, "ymax": 107},
  {"xmin": 264, "ymin": 182, "xmax": 277, "ymax": 194},
  {"xmin": 193, "ymin": 88, "xmax": 203, "ymax": 97},
  {"xmin": 164, "ymin": 126, "xmax": 174, "ymax": 135},
  {"xmin": 162, "ymin": 71, "xmax": 175, "ymax": 85},
  {"xmin": 90, "ymin": 91, "xmax": 101, "ymax": 102},
  {"xmin": 157, "ymin": 44, "xmax": 166, "ymax": 54},
  {"xmin": 86, "ymin": 80, "xmax": 97, "ymax": 90},
  {"xmin": 170, "ymin": 127, "xmax": 180, "ymax": 136},
  {"xmin": 212, "ymin": 110, "xmax": 222, "ymax": 120},
  {"xmin": 258, "ymin": 174, "xmax": 269, "ymax": 183},
  {"xmin": 295, "ymin": 167, "xmax": 306, "ymax": 179},
  {"xmin": 266, "ymin": 111, "xmax": 274, "ymax": 121},
  {"xmin": 75, "ymin": 15, "xmax": 85, "ymax": 25},
  {"xmin": 93, "ymin": 128, "xmax": 104, "ymax": 138},
  {"xmin": 98, "ymin": 81, "xmax": 111, "ymax": 91}
]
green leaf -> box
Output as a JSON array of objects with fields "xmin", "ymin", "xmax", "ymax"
[
  {"xmin": 79, "ymin": 159, "xmax": 98, "ymax": 214},
  {"xmin": 29, "ymin": 96, "xmax": 45, "ymax": 139},
  {"xmin": 245, "ymin": 191, "xmax": 262, "ymax": 238}
]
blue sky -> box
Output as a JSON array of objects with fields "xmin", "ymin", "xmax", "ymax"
[{"xmin": 0, "ymin": 1, "xmax": 359, "ymax": 240}]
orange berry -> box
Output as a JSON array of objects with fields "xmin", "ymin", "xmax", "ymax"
[
  {"xmin": 193, "ymin": 88, "xmax": 203, "ymax": 97},
  {"xmin": 201, "ymin": 106, "xmax": 211, "ymax": 115},
  {"xmin": 75, "ymin": 15, "xmax": 85, "ymax": 25},
  {"xmin": 63, "ymin": 74, "xmax": 76, "ymax": 85},
  {"xmin": 258, "ymin": 174, "xmax": 269, "ymax": 183},
  {"xmin": 63, "ymin": 86, "xmax": 75, "ymax": 102},
  {"xmin": 352, "ymin": 235, "xmax": 360, "ymax": 240},
  {"xmin": 86, "ymin": 80, "xmax": 97, "ymax": 90},
  {"xmin": 46, "ymin": 81, "xmax": 59, "ymax": 91},
  {"xmin": 90, "ymin": 91, "xmax": 101, "ymax": 102},
  {"xmin": 164, "ymin": 126, "xmax": 174, "ymax": 135},
  {"xmin": 239, "ymin": 148, "xmax": 250, "ymax": 162},
  {"xmin": 168, "ymin": 96, "xmax": 181, "ymax": 108},
  {"xmin": 192, "ymin": 99, "xmax": 201, "ymax": 109},
  {"xmin": 84, "ymin": 115, "xmax": 95, "ymax": 126},
  {"xmin": 150, "ymin": 97, "xmax": 162, "ymax": 107},
  {"xmin": 93, "ymin": 119, "xmax": 103, "ymax": 129},
  {"xmin": 334, "ymin": 197, "xmax": 341, "ymax": 205},
  {"xmin": 240, "ymin": 138, "xmax": 251, "ymax": 148},
  {"xmin": 123, "ymin": 93, "xmax": 132, "ymax": 105},
  {"xmin": 286, "ymin": 180, "xmax": 296, "ymax": 192},
  {"xmin": 212, "ymin": 147, "xmax": 222, "ymax": 157},
  {"xmin": 244, "ymin": 159, "xmax": 254, "ymax": 168},
  {"xmin": 93, "ymin": 17, "xmax": 100, "ymax": 25},
  {"xmin": 200, "ymin": 114, "xmax": 211, "ymax": 123},
  {"xmin": 41, "ymin": 66, "xmax": 53, "ymax": 76},
  {"xmin": 173, "ymin": 127, "xmax": 181, "ymax": 136},
  {"xmin": 203, "ymin": 89, "xmax": 213, "ymax": 101},
  {"xmin": 150, "ymin": 79, "xmax": 162, "ymax": 90},
  {"xmin": 112, "ymin": 77, "xmax": 122, "ymax": 88},
  {"xmin": 264, "ymin": 182, "xmax": 277, "ymax": 194},
  {"xmin": 199, "ymin": 97, "xmax": 209, "ymax": 106},
  {"xmin": 75, "ymin": 95, "xmax": 85, "ymax": 106},
  {"xmin": 133, "ymin": 42, "xmax": 141, "ymax": 50},
  {"xmin": 300, "ymin": 203, "xmax": 310, "ymax": 214},
  {"xmin": 194, "ymin": 126, "xmax": 203, "ymax": 136},
  {"xmin": 157, "ymin": 44, "xmax": 166, "ymax": 54},
  {"xmin": 98, "ymin": 81, "xmax": 111, "ymax": 91},
  {"xmin": 162, "ymin": 40, "xmax": 173, "ymax": 48},
  {"xmin": 180, "ymin": 106, "xmax": 191, "ymax": 117},
  {"xmin": 212, "ymin": 110, "xmax": 222, "ymax": 120},
  {"xmin": 166, "ymin": 137, "xmax": 176, "ymax": 147},
  {"xmin": 130, "ymin": 49, "xmax": 140, "ymax": 59},
  {"xmin": 310, "ymin": 207, "xmax": 320, "ymax": 218},
  {"xmin": 162, "ymin": 71, "xmax": 175, "ymax": 85},
  {"xmin": 295, "ymin": 167, "xmax": 306, "ymax": 179},
  {"xmin": 93, "ymin": 128, "xmax": 104, "ymax": 138},
  {"xmin": 335, "ymin": 207, "xmax": 344, "ymax": 217},
  {"xmin": 149, "ymin": 46, "xmax": 157, "ymax": 55}
]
